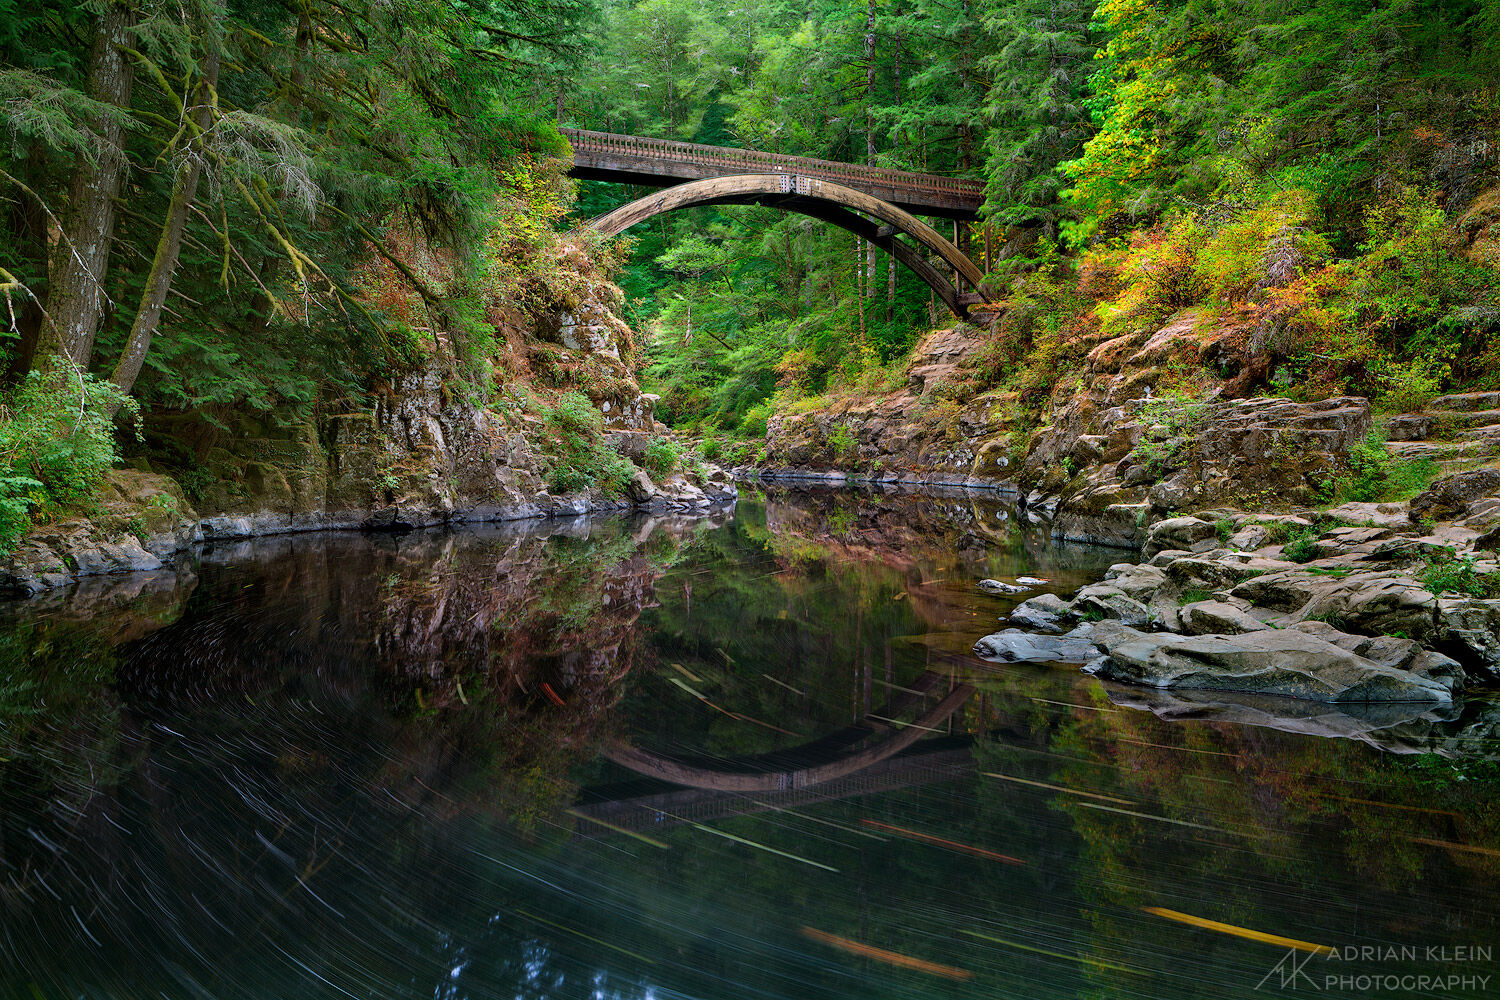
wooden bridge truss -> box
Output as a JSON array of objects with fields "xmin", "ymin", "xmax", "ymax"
[{"xmin": 563, "ymin": 128, "xmax": 996, "ymax": 318}]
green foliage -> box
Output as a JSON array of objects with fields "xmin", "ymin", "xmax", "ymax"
[
  {"xmin": 1419, "ymin": 547, "xmax": 1500, "ymax": 598},
  {"xmin": 2, "ymin": 0, "xmax": 601, "ymax": 425},
  {"xmin": 1194, "ymin": 194, "xmax": 1332, "ymax": 304},
  {"xmin": 540, "ymin": 392, "xmax": 636, "ymax": 498},
  {"xmin": 1257, "ymin": 519, "xmax": 1323, "ymax": 563},
  {"xmin": 1282, "ymin": 532, "xmax": 1321, "ymax": 564},
  {"xmin": 1126, "ymin": 393, "xmax": 1209, "ymax": 481},
  {"xmin": 825, "ymin": 423, "xmax": 858, "ymax": 460},
  {"xmin": 0, "ymin": 474, "xmax": 41, "ymax": 551},
  {"xmin": 0, "ymin": 360, "xmax": 138, "ymax": 549},
  {"xmin": 1336, "ymin": 432, "xmax": 1440, "ymax": 504},
  {"xmin": 642, "ymin": 435, "xmax": 686, "ymax": 477}
]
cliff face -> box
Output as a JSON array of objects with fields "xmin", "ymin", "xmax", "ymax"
[
  {"xmin": 1, "ymin": 286, "xmax": 734, "ymax": 594},
  {"xmin": 759, "ymin": 326, "xmax": 1028, "ymax": 484}
]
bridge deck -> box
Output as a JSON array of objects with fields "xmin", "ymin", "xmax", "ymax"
[{"xmin": 563, "ymin": 128, "xmax": 984, "ymax": 219}]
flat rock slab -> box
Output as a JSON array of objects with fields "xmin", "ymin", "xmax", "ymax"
[
  {"xmin": 1102, "ymin": 687, "xmax": 1464, "ymax": 754},
  {"xmin": 1324, "ymin": 501, "xmax": 1411, "ymax": 530},
  {"xmin": 1085, "ymin": 622, "xmax": 1454, "ymax": 704},
  {"xmin": 1180, "ymin": 600, "xmax": 1268, "ymax": 635},
  {"xmin": 973, "ymin": 626, "xmax": 1098, "ymax": 664}
]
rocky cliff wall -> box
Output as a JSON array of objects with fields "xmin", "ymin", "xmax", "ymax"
[
  {"xmin": 755, "ymin": 311, "xmax": 1376, "ymax": 549},
  {"xmin": 1, "ymin": 288, "xmax": 734, "ymax": 594}
]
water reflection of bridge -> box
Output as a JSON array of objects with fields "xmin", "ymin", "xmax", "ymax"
[
  {"xmin": 572, "ymin": 671, "xmax": 976, "ymax": 836},
  {"xmin": 574, "ymin": 741, "xmax": 974, "ymax": 834}
]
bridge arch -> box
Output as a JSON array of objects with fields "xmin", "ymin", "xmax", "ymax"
[
  {"xmin": 585, "ymin": 174, "xmax": 992, "ymax": 319},
  {"xmin": 600, "ymin": 681, "xmax": 975, "ymax": 793}
]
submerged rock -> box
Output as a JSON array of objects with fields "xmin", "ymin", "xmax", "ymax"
[
  {"xmin": 978, "ymin": 578, "xmax": 1031, "ymax": 595},
  {"xmin": 1101, "ymin": 687, "xmax": 1466, "ymax": 755},
  {"xmin": 1084, "ymin": 622, "xmax": 1455, "ymax": 704},
  {"xmin": 973, "ymin": 625, "xmax": 1098, "ymax": 664}
]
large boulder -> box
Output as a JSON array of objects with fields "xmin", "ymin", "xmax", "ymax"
[
  {"xmin": 1143, "ymin": 516, "xmax": 1219, "ymax": 558},
  {"xmin": 1436, "ymin": 597, "xmax": 1500, "ymax": 678},
  {"xmin": 973, "ymin": 626, "xmax": 1098, "ymax": 664},
  {"xmin": 1084, "ymin": 622, "xmax": 1455, "ymax": 704},
  {"xmin": 1409, "ymin": 469, "xmax": 1500, "ymax": 523},
  {"xmin": 1010, "ymin": 593, "xmax": 1071, "ymax": 630},
  {"xmin": 1071, "ymin": 583, "xmax": 1154, "ymax": 626},
  {"xmin": 1101, "ymin": 562, "xmax": 1167, "ymax": 601},
  {"xmin": 1289, "ymin": 572, "xmax": 1439, "ymax": 639},
  {"xmin": 1180, "ymin": 600, "xmax": 1268, "ymax": 635}
]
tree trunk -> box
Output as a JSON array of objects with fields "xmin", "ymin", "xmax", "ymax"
[
  {"xmin": 38, "ymin": 1, "xmax": 137, "ymax": 369},
  {"xmin": 888, "ymin": 16, "xmax": 902, "ymax": 324},
  {"xmin": 110, "ymin": 45, "xmax": 220, "ymax": 405},
  {"xmin": 864, "ymin": 0, "xmax": 878, "ymax": 301}
]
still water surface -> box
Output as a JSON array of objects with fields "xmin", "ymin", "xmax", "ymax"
[{"xmin": 3, "ymin": 488, "xmax": 1498, "ymax": 999}]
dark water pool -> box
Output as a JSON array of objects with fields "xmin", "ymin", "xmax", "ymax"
[{"xmin": 3, "ymin": 488, "xmax": 1498, "ymax": 999}]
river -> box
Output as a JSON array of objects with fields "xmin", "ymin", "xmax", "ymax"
[{"xmin": 2, "ymin": 487, "xmax": 1497, "ymax": 999}]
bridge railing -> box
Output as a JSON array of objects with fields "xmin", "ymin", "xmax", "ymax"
[{"xmin": 561, "ymin": 128, "xmax": 985, "ymax": 203}]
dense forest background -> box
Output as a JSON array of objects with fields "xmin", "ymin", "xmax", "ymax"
[
  {"xmin": 563, "ymin": 0, "xmax": 1500, "ymax": 448},
  {"xmin": 2, "ymin": 0, "xmax": 1499, "ymax": 535}
]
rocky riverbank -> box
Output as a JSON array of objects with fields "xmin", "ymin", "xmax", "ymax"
[
  {"xmin": 973, "ymin": 470, "xmax": 1500, "ymax": 714},
  {"xmin": 0, "ymin": 462, "xmax": 735, "ymax": 595}
]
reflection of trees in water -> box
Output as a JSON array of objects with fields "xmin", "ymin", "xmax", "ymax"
[
  {"xmin": 0, "ymin": 515, "xmax": 725, "ymax": 998},
  {"xmin": 964, "ymin": 673, "xmax": 1500, "ymax": 997}
]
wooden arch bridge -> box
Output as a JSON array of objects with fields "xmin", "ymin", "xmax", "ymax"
[{"xmin": 563, "ymin": 128, "xmax": 995, "ymax": 318}]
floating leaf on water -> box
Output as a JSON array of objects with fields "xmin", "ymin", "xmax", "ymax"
[
  {"xmin": 1142, "ymin": 906, "xmax": 1330, "ymax": 954},
  {"xmin": 801, "ymin": 926, "xmax": 972, "ymax": 980},
  {"xmin": 860, "ymin": 819, "xmax": 1024, "ymax": 865}
]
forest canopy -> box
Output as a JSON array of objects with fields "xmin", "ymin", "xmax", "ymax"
[
  {"xmin": 2, "ymin": 0, "xmax": 1499, "ymax": 514},
  {"xmin": 563, "ymin": 0, "xmax": 1500, "ymax": 445}
]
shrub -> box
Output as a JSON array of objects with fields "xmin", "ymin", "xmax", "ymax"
[
  {"xmin": 1420, "ymin": 548, "xmax": 1500, "ymax": 598},
  {"xmin": 642, "ymin": 435, "xmax": 685, "ymax": 477},
  {"xmin": 1121, "ymin": 217, "xmax": 1206, "ymax": 312},
  {"xmin": 0, "ymin": 360, "xmax": 138, "ymax": 551},
  {"xmin": 1127, "ymin": 393, "xmax": 1209, "ymax": 481},
  {"xmin": 1366, "ymin": 354, "xmax": 1448, "ymax": 414},
  {"xmin": 825, "ymin": 423, "xmax": 857, "ymax": 459},
  {"xmin": 738, "ymin": 403, "xmax": 771, "ymax": 439},
  {"xmin": 538, "ymin": 392, "xmax": 635, "ymax": 497},
  {"xmin": 544, "ymin": 391, "xmax": 602, "ymax": 443},
  {"xmin": 1336, "ymin": 432, "xmax": 1439, "ymax": 503},
  {"xmin": 1194, "ymin": 192, "xmax": 1331, "ymax": 304},
  {"xmin": 1282, "ymin": 533, "xmax": 1320, "ymax": 564}
]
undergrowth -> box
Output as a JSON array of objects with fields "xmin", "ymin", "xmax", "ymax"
[
  {"xmin": 0, "ymin": 361, "xmax": 139, "ymax": 552},
  {"xmin": 1335, "ymin": 431, "xmax": 1440, "ymax": 503},
  {"xmin": 540, "ymin": 392, "xmax": 635, "ymax": 497},
  {"xmin": 1419, "ymin": 547, "xmax": 1500, "ymax": 598}
]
